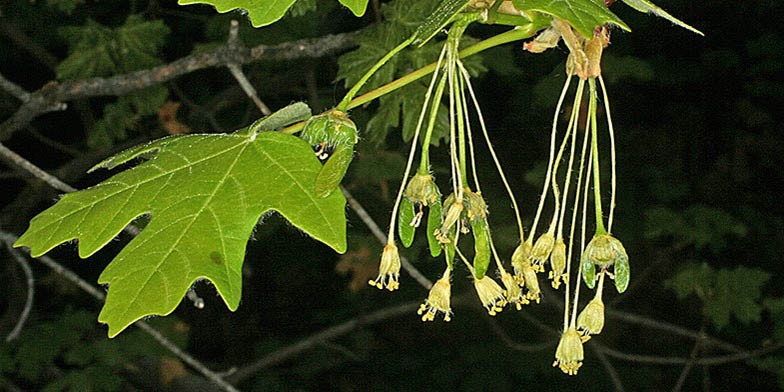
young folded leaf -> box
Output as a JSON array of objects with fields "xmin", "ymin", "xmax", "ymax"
[
  {"xmin": 622, "ymin": 0, "xmax": 703, "ymax": 36},
  {"xmin": 15, "ymin": 123, "xmax": 347, "ymax": 337}
]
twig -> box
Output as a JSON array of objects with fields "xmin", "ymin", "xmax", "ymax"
[
  {"xmin": 606, "ymin": 309, "xmax": 742, "ymax": 353},
  {"xmin": 0, "ymin": 73, "xmax": 30, "ymax": 102},
  {"xmin": 1, "ymin": 31, "xmax": 358, "ymax": 142},
  {"xmin": 590, "ymin": 344, "xmax": 626, "ymax": 392},
  {"xmin": 0, "ymin": 231, "xmax": 240, "ymax": 392},
  {"xmin": 340, "ymin": 186, "xmax": 433, "ymax": 289},
  {"xmin": 26, "ymin": 126, "xmax": 81, "ymax": 157},
  {"xmin": 4, "ymin": 244, "xmax": 35, "ymax": 342},
  {"xmin": 227, "ymin": 20, "xmax": 271, "ymax": 116},
  {"xmin": 672, "ymin": 325, "xmax": 706, "ymax": 392},
  {"xmin": 0, "ymin": 142, "xmax": 76, "ymax": 192},
  {"xmin": 595, "ymin": 341, "xmax": 783, "ymax": 366},
  {"xmin": 484, "ymin": 317, "xmax": 552, "ymax": 352},
  {"xmin": 0, "ymin": 141, "xmax": 143, "ymax": 236},
  {"xmin": 227, "ymin": 301, "xmax": 417, "ymax": 384}
]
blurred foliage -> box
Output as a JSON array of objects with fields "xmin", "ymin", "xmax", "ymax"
[{"xmin": 0, "ymin": 0, "xmax": 783, "ymax": 390}]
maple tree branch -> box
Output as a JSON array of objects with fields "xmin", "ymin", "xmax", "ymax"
[
  {"xmin": 341, "ymin": 186, "xmax": 434, "ymax": 289},
  {"xmin": 4, "ymin": 244, "xmax": 35, "ymax": 343},
  {"xmin": 0, "ymin": 72, "xmax": 30, "ymax": 102},
  {"xmin": 0, "ymin": 231, "xmax": 240, "ymax": 392},
  {"xmin": 227, "ymin": 301, "xmax": 418, "ymax": 384},
  {"xmin": 227, "ymin": 20, "xmax": 271, "ymax": 116},
  {"xmin": 0, "ymin": 31, "xmax": 358, "ymax": 142},
  {"xmin": 594, "ymin": 341, "xmax": 784, "ymax": 366}
]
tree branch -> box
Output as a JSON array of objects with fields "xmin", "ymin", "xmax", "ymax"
[
  {"xmin": 341, "ymin": 186, "xmax": 433, "ymax": 289},
  {"xmin": 595, "ymin": 341, "xmax": 783, "ymax": 366},
  {"xmin": 0, "ymin": 31, "xmax": 359, "ymax": 141},
  {"xmin": 0, "ymin": 230, "xmax": 240, "ymax": 392},
  {"xmin": 4, "ymin": 244, "xmax": 35, "ymax": 342},
  {"xmin": 227, "ymin": 301, "xmax": 418, "ymax": 384}
]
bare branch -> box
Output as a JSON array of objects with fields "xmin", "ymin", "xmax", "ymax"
[
  {"xmin": 0, "ymin": 142, "xmax": 76, "ymax": 193},
  {"xmin": 0, "ymin": 231, "xmax": 239, "ymax": 392},
  {"xmin": 0, "ymin": 73, "xmax": 30, "ymax": 102},
  {"xmin": 606, "ymin": 309, "xmax": 742, "ymax": 353},
  {"xmin": 672, "ymin": 325, "xmax": 706, "ymax": 392},
  {"xmin": 590, "ymin": 344, "xmax": 626, "ymax": 392},
  {"xmin": 227, "ymin": 301, "xmax": 418, "ymax": 384},
  {"xmin": 227, "ymin": 20, "xmax": 271, "ymax": 116},
  {"xmin": 483, "ymin": 316, "xmax": 552, "ymax": 352},
  {"xmin": 4, "ymin": 244, "xmax": 35, "ymax": 342},
  {"xmin": 595, "ymin": 341, "xmax": 784, "ymax": 366},
  {"xmin": 1, "ymin": 31, "xmax": 358, "ymax": 141},
  {"xmin": 341, "ymin": 186, "xmax": 433, "ymax": 289}
]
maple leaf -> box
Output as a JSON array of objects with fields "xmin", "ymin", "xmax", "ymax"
[
  {"xmin": 15, "ymin": 104, "xmax": 347, "ymax": 337},
  {"xmin": 177, "ymin": 0, "xmax": 368, "ymax": 27}
]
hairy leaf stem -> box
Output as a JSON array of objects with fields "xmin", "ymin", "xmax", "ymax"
[
  {"xmin": 336, "ymin": 35, "xmax": 416, "ymax": 112},
  {"xmin": 280, "ymin": 19, "xmax": 549, "ymax": 135}
]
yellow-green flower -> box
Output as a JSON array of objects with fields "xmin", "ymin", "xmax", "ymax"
[
  {"xmin": 530, "ymin": 231, "xmax": 554, "ymax": 271},
  {"xmin": 404, "ymin": 172, "xmax": 440, "ymax": 206},
  {"xmin": 418, "ymin": 269, "xmax": 452, "ymax": 322},
  {"xmin": 473, "ymin": 275, "xmax": 507, "ymax": 316},
  {"xmin": 576, "ymin": 297, "xmax": 605, "ymax": 336},
  {"xmin": 549, "ymin": 238, "xmax": 567, "ymax": 289},
  {"xmin": 511, "ymin": 241, "xmax": 532, "ymax": 285},
  {"xmin": 501, "ymin": 271, "xmax": 527, "ymax": 310},
  {"xmin": 368, "ymin": 243, "xmax": 401, "ymax": 291},
  {"xmin": 553, "ymin": 327, "xmax": 584, "ymax": 376},
  {"xmin": 522, "ymin": 262, "xmax": 541, "ymax": 303},
  {"xmin": 583, "ymin": 234, "xmax": 627, "ymax": 269}
]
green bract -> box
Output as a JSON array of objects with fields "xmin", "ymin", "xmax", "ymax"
[
  {"xmin": 581, "ymin": 234, "xmax": 629, "ymax": 291},
  {"xmin": 512, "ymin": 0, "xmax": 630, "ymax": 38},
  {"xmin": 300, "ymin": 111, "xmax": 359, "ymax": 197},
  {"xmin": 15, "ymin": 115, "xmax": 347, "ymax": 337}
]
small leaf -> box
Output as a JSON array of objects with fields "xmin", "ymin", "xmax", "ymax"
[
  {"xmin": 471, "ymin": 219, "xmax": 491, "ymax": 279},
  {"xmin": 582, "ymin": 254, "xmax": 596, "ymax": 288},
  {"xmin": 427, "ymin": 200, "xmax": 443, "ymax": 257},
  {"xmin": 398, "ymin": 197, "xmax": 416, "ymax": 248},
  {"xmin": 621, "ymin": 0, "xmax": 703, "ymax": 36},
  {"xmin": 513, "ymin": 0, "xmax": 630, "ymax": 38},
  {"xmin": 15, "ymin": 118, "xmax": 347, "ymax": 337},
  {"xmin": 411, "ymin": 0, "xmax": 470, "ymax": 47},
  {"xmin": 178, "ymin": 0, "xmax": 298, "ymax": 27},
  {"xmin": 338, "ymin": 0, "xmax": 369, "ymax": 17}
]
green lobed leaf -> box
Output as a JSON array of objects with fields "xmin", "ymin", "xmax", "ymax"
[
  {"xmin": 57, "ymin": 15, "xmax": 169, "ymax": 80},
  {"xmin": 666, "ymin": 264, "xmax": 771, "ymax": 329},
  {"xmin": 621, "ymin": 0, "xmax": 703, "ymax": 36},
  {"xmin": 178, "ymin": 0, "xmax": 298, "ymax": 27},
  {"xmin": 15, "ymin": 119, "xmax": 347, "ymax": 337},
  {"xmin": 338, "ymin": 0, "xmax": 369, "ymax": 17},
  {"xmin": 512, "ymin": 0, "xmax": 630, "ymax": 38}
]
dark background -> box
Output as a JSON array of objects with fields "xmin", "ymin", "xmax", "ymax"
[{"xmin": 1, "ymin": 0, "xmax": 783, "ymax": 391}]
